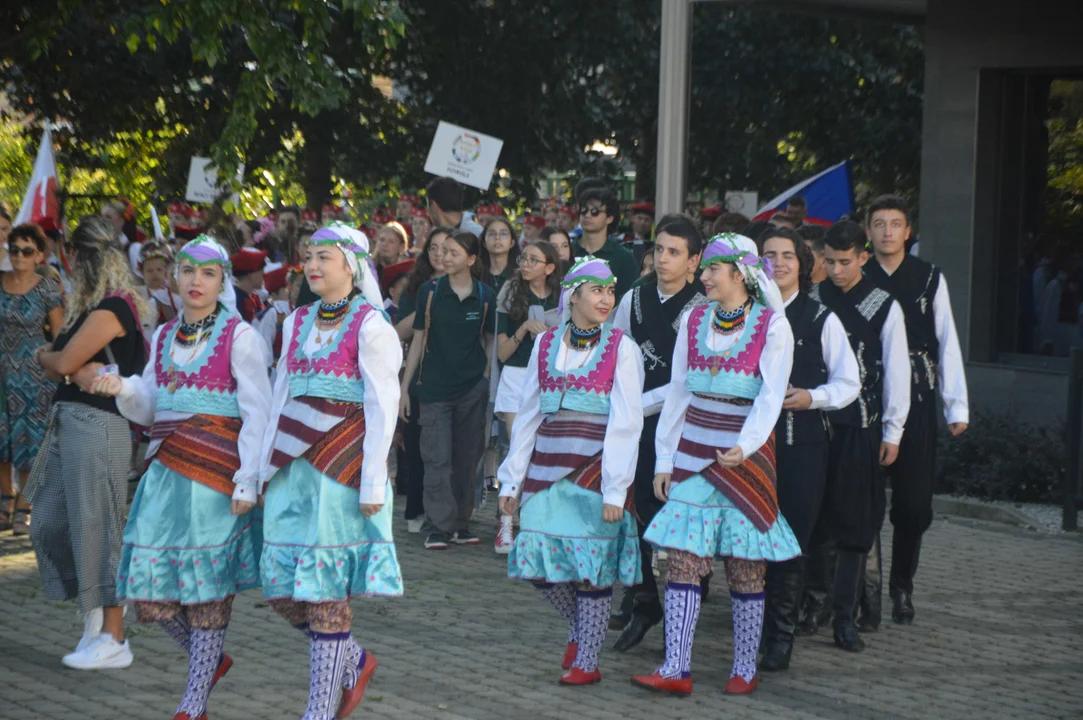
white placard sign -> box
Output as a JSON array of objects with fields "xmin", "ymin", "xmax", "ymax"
[
  {"xmin": 724, "ymin": 191, "xmax": 759, "ymax": 216},
  {"xmin": 186, "ymin": 157, "xmax": 245, "ymax": 204},
  {"xmin": 423, "ymin": 121, "xmax": 504, "ymax": 191}
]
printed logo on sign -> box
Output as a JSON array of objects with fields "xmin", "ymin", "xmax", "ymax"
[{"xmin": 451, "ymin": 134, "xmax": 481, "ymax": 165}]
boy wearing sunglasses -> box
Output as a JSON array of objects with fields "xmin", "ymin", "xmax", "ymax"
[{"xmin": 572, "ymin": 187, "xmax": 639, "ymax": 300}]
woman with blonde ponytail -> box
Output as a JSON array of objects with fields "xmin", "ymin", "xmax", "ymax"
[{"xmin": 28, "ymin": 215, "xmax": 152, "ymax": 671}]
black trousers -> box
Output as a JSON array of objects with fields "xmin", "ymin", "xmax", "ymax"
[
  {"xmin": 887, "ymin": 389, "xmax": 938, "ymax": 594},
  {"xmin": 823, "ymin": 424, "xmax": 885, "ymax": 553},
  {"xmin": 403, "ymin": 395, "xmax": 425, "ymax": 521},
  {"xmin": 764, "ymin": 437, "xmax": 829, "ymax": 643},
  {"xmin": 801, "ymin": 424, "xmax": 884, "ymax": 622},
  {"xmin": 628, "ymin": 414, "xmax": 665, "ymax": 623}
]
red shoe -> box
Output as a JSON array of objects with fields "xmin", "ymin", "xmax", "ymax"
[
  {"xmin": 558, "ymin": 667, "xmax": 601, "ymax": 685},
  {"xmin": 172, "ymin": 713, "xmax": 206, "ymax": 720},
  {"xmin": 336, "ymin": 652, "xmax": 378, "ymax": 719},
  {"xmin": 630, "ymin": 672, "xmax": 693, "ymax": 695},
  {"xmin": 211, "ymin": 653, "xmax": 232, "ymax": 689},
  {"xmin": 723, "ymin": 674, "xmax": 759, "ymax": 694},
  {"xmin": 561, "ymin": 642, "xmax": 578, "ymax": 670}
]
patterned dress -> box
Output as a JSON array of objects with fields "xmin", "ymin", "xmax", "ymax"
[{"xmin": 0, "ymin": 277, "xmax": 61, "ymax": 472}]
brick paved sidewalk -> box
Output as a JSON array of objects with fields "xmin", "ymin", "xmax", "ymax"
[{"xmin": 1, "ymin": 504, "xmax": 1080, "ymax": 720}]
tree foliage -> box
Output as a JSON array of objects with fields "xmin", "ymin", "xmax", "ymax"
[{"xmin": 1, "ymin": 1, "xmax": 929, "ymax": 216}]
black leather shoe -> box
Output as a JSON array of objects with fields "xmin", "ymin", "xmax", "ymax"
[
  {"xmin": 759, "ymin": 640, "xmax": 793, "ymax": 671},
  {"xmin": 614, "ymin": 614, "xmax": 658, "ymax": 652},
  {"xmin": 833, "ymin": 623, "xmax": 866, "ymax": 652},
  {"xmin": 795, "ymin": 609, "xmax": 830, "ymax": 637},
  {"xmin": 891, "ymin": 591, "xmax": 915, "ymax": 625}
]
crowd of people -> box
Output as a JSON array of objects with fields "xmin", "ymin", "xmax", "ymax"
[{"xmin": 0, "ymin": 173, "xmax": 970, "ymax": 720}]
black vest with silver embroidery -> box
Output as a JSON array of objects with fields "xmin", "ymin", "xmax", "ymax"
[
  {"xmin": 812, "ymin": 280, "xmax": 893, "ymax": 429},
  {"xmin": 865, "ymin": 256, "xmax": 941, "ymax": 392},
  {"xmin": 629, "ymin": 280, "xmax": 706, "ymax": 393},
  {"xmin": 775, "ymin": 292, "xmax": 831, "ymax": 446}
]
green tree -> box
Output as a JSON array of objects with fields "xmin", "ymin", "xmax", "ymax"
[{"xmin": 688, "ymin": 5, "xmax": 924, "ymax": 207}]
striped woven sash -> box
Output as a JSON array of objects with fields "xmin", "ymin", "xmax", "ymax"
[
  {"xmin": 268, "ymin": 396, "xmax": 366, "ymax": 489},
  {"xmin": 155, "ymin": 414, "xmax": 244, "ymax": 497},
  {"xmin": 521, "ymin": 411, "xmax": 634, "ymax": 511},
  {"xmin": 670, "ymin": 395, "xmax": 779, "ymax": 532}
]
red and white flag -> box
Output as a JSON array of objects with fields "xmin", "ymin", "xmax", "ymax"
[{"xmin": 15, "ymin": 126, "xmax": 60, "ymax": 229}]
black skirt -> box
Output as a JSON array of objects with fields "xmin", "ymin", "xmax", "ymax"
[{"xmin": 823, "ymin": 424, "xmax": 885, "ymax": 552}]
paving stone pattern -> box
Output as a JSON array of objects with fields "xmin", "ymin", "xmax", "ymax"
[{"xmin": 1, "ymin": 508, "xmax": 1081, "ymax": 720}]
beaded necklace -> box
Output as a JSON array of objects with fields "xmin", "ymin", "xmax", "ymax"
[
  {"xmin": 175, "ymin": 309, "xmax": 219, "ymax": 348},
  {"xmin": 317, "ymin": 296, "xmax": 351, "ymax": 326},
  {"xmin": 711, "ymin": 298, "xmax": 751, "ymax": 336},
  {"xmin": 569, "ymin": 322, "xmax": 602, "ymax": 350}
]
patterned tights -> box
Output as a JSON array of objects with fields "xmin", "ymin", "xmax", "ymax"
[
  {"xmin": 665, "ymin": 551, "xmax": 765, "ymax": 593},
  {"xmin": 267, "ymin": 598, "xmax": 353, "ymax": 633}
]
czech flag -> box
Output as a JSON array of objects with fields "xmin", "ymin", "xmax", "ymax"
[{"xmin": 753, "ymin": 159, "xmax": 855, "ymax": 227}]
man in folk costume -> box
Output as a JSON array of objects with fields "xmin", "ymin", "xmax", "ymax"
[
  {"xmin": 259, "ymin": 223, "xmax": 403, "ymax": 720},
  {"xmin": 632, "ymin": 234, "xmax": 801, "ymax": 696},
  {"xmin": 805, "ymin": 220, "xmax": 910, "ymax": 652},
  {"xmin": 755, "ymin": 227, "xmax": 860, "ymax": 671},
  {"xmin": 230, "ymin": 248, "xmax": 268, "ymax": 322},
  {"xmin": 498, "ymin": 256, "xmax": 645, "ymax": 686},
  {"xmin": 610, "ymin": 214, "xmax": 707, "ymax": 651},
  {"xmin": 621, "ymin": 202, "xmax": 656, "ymax": 265},
  {"xmin": 862, "ymin": 195, "xmax": 968, "ymax": 628},
  {"xmin": 94, "ymin": 236, "xmax": 271, "ymax": 720},
  {"xmin": 256, "ymin": 263, "xmax": 293, "ymax": 371}
]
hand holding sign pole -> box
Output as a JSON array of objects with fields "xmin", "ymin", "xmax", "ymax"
[{"xmin": 423, "ymin": 121, "xmax": 504, "ymax": 191}]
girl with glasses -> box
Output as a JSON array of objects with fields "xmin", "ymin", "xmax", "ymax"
[
  {"xmin": 491, "ymin": 240, "xmax": 562, "ymax": 553},
  {"xmin": 395, "ymin": 226, "xmax": 452, "ymax": 534}
]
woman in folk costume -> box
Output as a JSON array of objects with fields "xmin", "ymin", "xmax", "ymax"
[
  {"xmin": 631, "ymin": 234, "xmax": 800, "ymax": 696},
  {"xmin": 497, "ymin": 255, "xmax": 645, "ymax": 686},
  {"xmin": 92, "ymin": 236, "xmax": 271, "ymax": 720},
  {"xmin": 259, "ymin": 223, "xmax": 402, "ymax": 720}
]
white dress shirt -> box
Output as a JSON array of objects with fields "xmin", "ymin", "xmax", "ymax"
[
  {"xmin": 262, "ymin": 307, "xmax": 402, "ymax": 505},
  {"xmin": 498, "ymin": 332, "xmax": 645, "ymax": 509},
  {"xmin": 932, "ymin": 277, "xmax": 969, "ymax": 424},
  {"xmin": 880, "ymin": 301, "xmax": 911, "ymax": 446},
  {"xmin": 655, "ymin": 309, "xmax": 794, "ymax": 473},
  {"xmin": 116, "ymin": 320, "xmax": 272, "ymax": 503}
]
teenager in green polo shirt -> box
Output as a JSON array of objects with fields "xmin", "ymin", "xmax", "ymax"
[
  {"xmin": 491, "ymin": 239, "xmax": 563, "ymax": 553},
  {"xmin": 399, "ymin": 230, "xmax": 496, "ymax": 550},
  {"xmin": 394, "ymin": 226, "xmax": 452, "ymax": 534},
  {"xmin": 572, "ymin": 187, "xmax": 639, "ymax": 300}
]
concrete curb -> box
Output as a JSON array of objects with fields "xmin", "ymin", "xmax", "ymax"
[{"xmin": 885, "ymin": 489, "xmax": 1042, "ymax": 530}]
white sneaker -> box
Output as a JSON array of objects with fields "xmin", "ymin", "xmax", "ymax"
[
  {"xmin": 75, "ymin": 608, "xmax": 103, "ymax": 653},
  {"xmin": 494, "ymin": 515, "xmax": 514, "ymax": 555},
  {"xmin": 407, "ymin": 515, "xmax": 425, "ymax": 534},
  {"xmin": 62, "ymin": 633, "xmax": 134, "ymax": 670}
]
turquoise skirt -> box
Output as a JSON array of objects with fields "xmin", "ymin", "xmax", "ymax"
[
  {"xmin": 643, "ymin": 475, "xmax": 801, "ymax": 562},
  {"xmin": 508, "ymin": 480, "xmax": 642, "ymax": 587},
  {"xmin": 117, "ymin": 460, "xmax": 261, "ymax": 604},
  {"xmin": 260, "ymin": 459, "xmax": 403, "ymax": 601}
]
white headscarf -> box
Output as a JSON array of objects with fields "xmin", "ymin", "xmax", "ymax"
[
  {"xmin": 700, "ymin": 233, "xmax": 784, "ymax": 314},
  {"xmin": 308, "ymin": 223, "xmax": 383, "ymax": 307},
  {"xmin": 557, "ymin": 255, "xmax": 616, "ymax": 324},
  {"xmin": 175, "ymin": 235, "xmax": 239, "ymax": 314}
]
